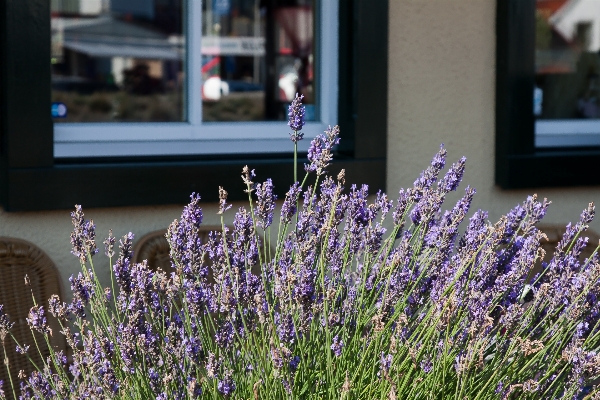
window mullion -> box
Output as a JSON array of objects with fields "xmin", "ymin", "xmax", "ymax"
[
  {"xmin": 318, "ymin": 0, "xmax": 339, "ymax": 126},
  {"xmin": 187, "ymin": 0, "xmax": 203, "ymax": 126}
]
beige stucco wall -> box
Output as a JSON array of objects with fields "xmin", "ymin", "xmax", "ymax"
[{"xmin": 387, "ymin": 1, "xmax": 600, "ymax": 233}]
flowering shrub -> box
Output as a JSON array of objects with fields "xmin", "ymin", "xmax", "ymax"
[{"xmin": 1, "ymin": 97, "xmax": 600, "ymax": 399}]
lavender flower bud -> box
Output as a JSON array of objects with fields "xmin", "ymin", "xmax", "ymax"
[
  {"xmin": 218, "ymin": 187, "xmax": 231, "ymax": 215},
  {"xmin": 104, "ymin": 229, "xmax": 115, "ymax": 258},
  {"xmin": 288, "ymin": 93, "xmax": 306, "ymax": 141},
  {"xmin": 241, "ymin": 165, "xmax": 256, "ymax": 190}
]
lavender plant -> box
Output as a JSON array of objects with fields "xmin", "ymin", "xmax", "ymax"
[{"xmin": 2, "ymin": 97, "xmax": 600, "ymax": 399}]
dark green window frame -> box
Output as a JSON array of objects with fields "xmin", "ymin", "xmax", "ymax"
[
  {"xmin": 496, "ymin": 0, "xmax": 600, "ymax": 189},
  {"xmin": 0, "ymin": 0, "xmax": 387, "ymax": 211}
]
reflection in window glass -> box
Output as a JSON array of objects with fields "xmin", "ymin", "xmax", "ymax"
[
  {"xmin": 51, "ymin": 0, "xmax": 184, "ymax": 122},
  {"xmin": 535, "ymin": 0, "xmax": 600, "ymax": 120},
  {"xmin": 201, "ymin": 0, "xmax": 316, "ymax": 122}
]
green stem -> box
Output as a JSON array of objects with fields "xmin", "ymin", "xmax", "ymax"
[
  {"xmin": 294, "ymin": 139, "xmax": 298, "ymax": 184},
  {"xmin": 2, "ymin": 342, "xmax": 16, "ymax": 400}
]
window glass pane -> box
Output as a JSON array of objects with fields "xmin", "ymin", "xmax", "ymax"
[
  {"xmin": 534, "ymin": 0, "xmax": 600, "ymax": 147},
  {"xmin": 201, "ymin": 0, "xmax": 316, "ymax": 122},
  {"xmin": 51, "ymin": 0, "xmax": 185, "ymax": 122}
]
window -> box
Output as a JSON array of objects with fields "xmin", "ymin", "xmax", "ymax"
[
  {"xmin": 0, "ymin": 0, "xmax": 388, "ymax": 211},
  {"xmin": 51, "ymin": 0, "xmax": 338, "ymax": 158},
  {"xmin": 535, "ymin": 0, "xmax": 600, "ymax": 148},
  {"xmin": 496, "ymin": 0, "xmax": 600, "ymax": 188}
]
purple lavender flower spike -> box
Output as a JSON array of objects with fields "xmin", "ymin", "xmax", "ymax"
[
  {"xmin": 255, "ymin": 178, "xmax": 277, "ymax": 229},
  {"xmin": 516, "ymin": 194, "xmax": 552, "ymax": 235},
  {"xmin": 281, "ymin": 182, "xmax": 302, "ymax": 224},
  {"xmin": 496, "ymin": 381, "xmax": 505, "ymax": 395},
  {"xmin": 113, "ymin": 232, "xmax": 135, "ymax": 296},
  {"xmin": 438, "ymin": 156, "xmax": 466, "ymax": 193},
  {"xmin": 70, "ymin": 205, "xmax": 99, "ymax": 263},
  {"xmin": 305, "ymin": 125, "xmax": 341, "ymax": 175},
  {"xmin": 393, "ymin": 188, "xmax": 414, "ymax": 226},
  {"xmin": 0, "ymin": 305, "xmax": 14, "ymax": 339},
  {"xmin": 70, "ymin": 272, "xmax": 95, "ymax": 305},
  {"xmin": 288, "ymin": 93, "xmax": 305, "ymax": 142},
  {"xmin": 289, "ymin": 355, "xmax": 301, "ymax": 373},
  {"xmin": 215, "ymin": 321, "xmax": 235, "ymax": 348},
  {"xmin": 413, "ymin": 145, "xmax": 447, "ymax": 196},
  {"xmin": 420, "ymin": 359, "xmax": 433, "ymax": 373},
  {"xmin": 345, "ymin": 184, "xmax": 371, "ymax": 252},
  {"xmin": 379, "ymin": 353, "xmax": 393, "ymax": 377},
  {"xmin": 582, "ymin": 202, "xmax": 596, "ymax": 224},
  {"xmin": 331, "ymin": 335, "xmax": 344, "ymax": 357},
  {"xmin": 24, "ymin": 371, "xmax": 57, "ymax": 398},
  {"xmin": 15, "ymin": 344, "xmax": 29, "ymax": 354},
  {"xmin": 217, "ymin": 370, "xmax": 236, "ymax": 396},
  {"xmin": 275, "ymin": 312, "xmax": 297, "ymax": 344},
  {"xmin": 167, "ymin": 193, "xmax": 212, "ymax": 294},
  {"xmin": 26, "ymin": 305, "xmax": 50, "ymax": 334}
]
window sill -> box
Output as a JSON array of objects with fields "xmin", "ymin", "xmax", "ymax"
[{"xmin": 53, "ymin": 121, "xmax": 328, "ymax": 158}]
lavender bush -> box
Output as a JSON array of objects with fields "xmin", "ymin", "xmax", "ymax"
[{"xmin": 2, "ymin": 97, "xmax": 600, "ymax": 399}]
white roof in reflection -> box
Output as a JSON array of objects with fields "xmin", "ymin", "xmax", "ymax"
[
  {"xmin": 54, "ymin": 16, "xmax": 265, "ymax": 60},
  {"xmin": 63, "ymin": 39, "xmax": 181, "ymax": 60},
  {"xmin": 57, "ymin": 16, "xmax": 183, "ymax": 60}
]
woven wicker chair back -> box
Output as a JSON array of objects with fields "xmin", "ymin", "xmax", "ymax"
[
  {"xmin": 132, "ymin": 229, "xmax": 213, "ymax": 272},
  {"xmin": 0, "ymin": 237, "xmax": 65, "ymax": 399}
]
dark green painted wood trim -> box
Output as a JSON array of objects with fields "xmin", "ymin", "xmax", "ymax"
[
  {"xmin": 337, "ymin": 0, "xmax": 357, "ymax": 155},
  {"xmin": 0, "ymin": 1, "xmax": 7, "ymax": 207},
  {"xmin": 495, "ymin": 0, "xmax": 600, "ymax": 189},
  {"xmin": 3, "ymin": 0, "xmax": 53, "ymax": 169},
  {"xmin": 353, "ymin": 0, "xmax": 388, "ymax": 160},
  {"xmin": 6, "ymin": 158, "xmax": 385, "ymax": 211},
  {"xmin": 502, "ymin": 151, "xmax": 600, "ymax": 188},
  {"xmin": 495, "ymin": 0, "xmax": 535, "ymax": 188}
]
